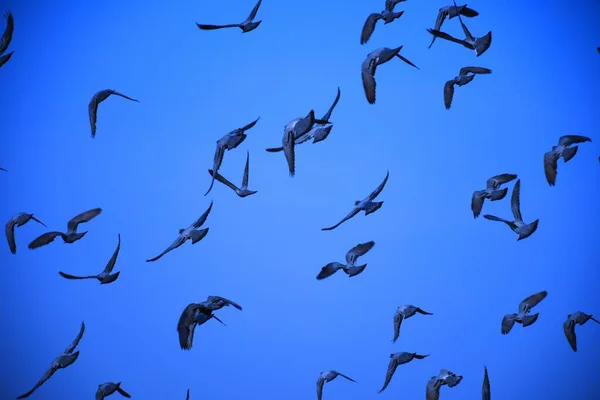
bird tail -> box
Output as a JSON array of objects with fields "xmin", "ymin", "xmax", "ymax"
[
  {"xmin": 562, "ymin": 145, "xmax": 579, "ymax": 163},
  {"xmin": 521, "ymin": 313, "xmax": 539, "ymax": 327},
  {"xmin": 190, "ymin": 228, "xmax": 209, "ymax": 244}
]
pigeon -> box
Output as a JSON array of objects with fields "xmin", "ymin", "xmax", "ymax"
[
  {"xmin": 5, "ymin": 212, "xmax": 47, "ymax": 254},
  {"xmin": 146, "ymin": 202, "xmax": 213, "ymax": 262},
  {"xmin": 471, "ymin": 173, "xmax": 517, "ymax": 218},
  {"xmin": 444, "ymin": 66, "xmax": 491, "ymax": 109},
  {"xmin": 317, "ymin": 241, "xmax": 375, "ymax": 280},
  {"xmin": 392, "ymin": 305, "xmax": 433, "ymax": 343},
  {"xmin": 196, "ymin": 0, "xmax": 263, "ymax": 33},
  {"xmin": 361, "ymin": 47, "xmax": 419, "ymax": 104},
  {"xmin": 428, "ymin": 4, "xmax": 479, "ymax": 49},
  {"xmin": 95, "ymin": 382, "xmax": 131, "ymax": 399},
  {"xmin": 205, "ymin": 117, "xmax": 260, "ymax": 195},
  {"xmin": 483, "ymin": 179, "xmax": 539, "ymax": 241},
  {"xmin": 28, "ymin": 208, "xmax": 102, "ymax": 249},
  {"xmin": 0, "ymin": 11, "xmax": 14, "ymax": 69},
  {"xmin": 316, "ymin": 370, "xmax": 356, "ymax": 400},
  {"xmin": 543, "ymin": 135, "xmax": 592, "ymax": 186},
  {"xmin": 208, "ymin": 151, "xmax": 257, "ymax": 198},
  {"xmin": 88, "ymin": 89, "xmax": 139, "ymax": 138},
  {"xmin": 563, "ymin": 311, "xmax": 599, "ymax": 352},
  {"xmin": 360, "ymin": 4, "xmax": 404, "ymax": 45},
  {"xmin": 427, "ymin": 1, "xmax": 491, "ymax": 57},
  {"xmin": 482, "ymin": 366, "xmax": 490, "ymax": 400},
  {"xmin": 501, "ymin": 290, "xmax": 547, "ymax": 335},
  {"xmin": 440, "ymin": 369, "xmax": 463, "ymax": 387},
  {"xmin": 379, "ymin": 352, "xmax": 429, "ymax": 393},
  {"xmin": 17, "ymin": 322, "xmax": 85, "ymax": 399},
  {"xmin": 322, "ymin": 170, "xmax": 389, "ymax": 231},
  {"xmin": 278, "ymin": 110, "xmax": 321, "ymax": 176},
  {"xmin": 59, "ymin": 234, "xmax": 122, "ymax": 284}
]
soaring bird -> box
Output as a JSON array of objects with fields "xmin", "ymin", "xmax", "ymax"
[
  {"xmin": 471, "ymin": 173, "xmax": 517, "ymax": 218},
  {"xmin": 17, "ymin": 322, "xmax": 85, "ymax": 399},
  {"xmin": 425, "ymin": 369, "xmax": 463, "ymax": 400},
  {"xmin": 543, "ymin": 135, "xmax": 592, "ymax": 186},
  {"xmin": 317, "ymin": 241, "xmax": 375, "ymax": 280},
  {"xmin": 482, "ymin": 366, "xmax": 490, "ymax": 400},
  {"xmin": 5, "ymin": 212, "xmax": 47, "ymax": 254},
  {"xmin": 205, "ymin": 117, "xmax": 260, "ymax": 195},
  {"xmin": 196, "ymin": 0, "xmax": 263, "ymax": 33},
  {"xmin": 361, "ymin": 46, "xmax": 419, "ymax": 104},
  {"xmin": 59, "ymin": 234, "xmax": 122, "ymax": 284},
  {"xmin": 428, "ymin": 4, "xmax": 479, "ymax": 49},
  {"xmin": 279, "ymin": 110, "xmax": 320, "ymax": 176},
  {"xmin": 88, "ymin": 89, "xmax": 139, "ymax": 138},
  {"xmin": 501, "ymin": 290, "xmax": 547, "ymax": 335},
  {"xmin": 392, "ymin": 305, "xmax": 433, "ymax": 343},
  {"xmin": 28, "ymin": 208, "xmax": 102, "ymax": 249},
  {"xmin": 483, "ymin": 179, "xmax": 539, "ymax": 241},
  {"xmin": 322, "ymin": 170, "xmax": 389, "ymax": 231},
  {"xmin": 378, "ymin": 352, "xmax": 429, "ymax": 393},
  {"xmin": 427, "ymin": 1, "xmax": 491, "ymax": 57},
  {"xmin": 316, "ymin": 370, "xmax": 356, "ymax": 400},
  {"xmin": 563, "ymin": 311, "xmax": 599, "ymax": 352},
  {"xmin": 95, "ymin": 382, "xmax": 131, "ymax": 399},
  {"xmin": 360, "ymin": 3, "xmax": 404, "ymax": 45},
  {"xmin": 146, "ymin": 202, "xmax": 213, "ymax": 262},
  {"xmin": 0, "ymin": 11, "xmax": 14, "ymax": 69},
  {"xmin": 444, "ymin": 66, "xmax": 491, "ymax": 109},
  {"xmin": 208, "ymin": 151, "xmax": 257, "ymax": 198}
]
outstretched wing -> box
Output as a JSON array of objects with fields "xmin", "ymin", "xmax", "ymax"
[
  {"xmin": 0, "ymin": 12, "xmax": 15, "ymax": 55},
  {"xmin": 345, "ymin": 241, "xmax": 375, "ymax": 265},
  {"xmin": 59, "ymin": 271, "xmax": 98, "ymax": 280},
  {"xmin": 242, "ymin": 151, "xmax": 251, "ymax": 188},
  {"xmin": 444, "ymin": 80, "xmax": 455, "ymax": 109},
  {"xmin": 361, "ymin": 13, "xmax": 382, "ymax": 45},
  {"xmin": 459, "ymin": 66, "xmax": 492, "ymax": 75},
  {"xmin": 190, "ymin": 201, "xmax": 214, "ymax": 229},
  {"xmin": 67, "ymin": 208, "xmax": 102, "ymax": 233},
  {"xmin": 321, "ymin": 207, "xmax": 360, "ymax": 231},
  {"xmin": 28, "ymin": 231, "xmax": 64, "ymax": 249},
  {"xmin": 245, "ymin": 0, "xmax": 263, "ymax": 22},
  {"xmin": 483, "ymin": 214, "xmax": 518, "ymax": 230},
  {"xmin": 317, "ymin": 263, "xmax": 342, "ymax": 280},
  {"xmin": 563, "ymin": 319, "xmax": 577, "ymax": 351},
  {"xmin": 558, "ymin": 135, "xmax": 592, "ymax": 147},
  {"xmin": 321, "ymin": 87, "xmax": 341, "ymax": 123},
  {"xmin": 208, "ymin": 169, "xmax": 240, "ymax": 192},
  {"xmin": 240, "ymin": 117, "xmax": 260, "ymax": 132},
  {"xmin": 519, "ymin": 290, "xmax": 547, "ymax": 313},
  {"xmin": 482, "ymin": 366, "xmax": 491, "ymax": 400},
  {"xmin": 102, "ymin": 234, "xmax": 121, "ymax": 273},
  {"xmin": 510, "ymin": 180, "xmax": 522, "ymax": 222},
  {"xmin": 206, "ymin": 295, "xmax": 243, "ymax": 311},
  {"xmin": 543, "ymin": 151, "xmax": 559, "ymax": 186},
  {"xmin": 196, "ymin": 23, "xmax": 241, "ymax": 30},
  {"xmin": 378, "ymin": 359, "xmax": 399, "ymax": 393},
  {"xmin": 335, "ymin": 371, "xmax": 356, "ymax": 382},
  {"xmin": 146, "ymin": 235, "xmax": 187, "ymax": 262},
  {"xmin": 16, "ymin": 364, "xmax": 59, "ymax": 399},
  {"xmin": 5, "ymin": 218, "xmax": 17, "ymax": 254},
  {"xmin": 366, "ymin": 170, "xmax": 390, "ymax": 201},
  {"xmin": 361, "ymin": 58, "xmax": 377, "ymax": 104},
  {"xmin": 64, "ymin": 321, "xmax": 85, "ymax": 354},
  {"xmin": 205, "ymin": 144, "xmax": 225, "ymax": 195}
]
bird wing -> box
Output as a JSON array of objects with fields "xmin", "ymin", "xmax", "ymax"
[
  {"xmin": 395, "ymin": 53, "xmax": 420, "ymax": 70},
  {"xmin": 543, "ymin": 151, "xmax": 559, "ymax": 186},
  {"xmin": 67, "ymin": 208, "xmax": 102, "ymax": 233},
  {"xmin": 207, "ymin": 295, "xmax": 243, "ymax": 310},
  {"xmin": 64, "ymin": 321, "xmax": 85, "ymax": 354},
  {"xmin": 482, "ymin": 366, "xmax": 490, "ymax": 400},
  {"xmin": 111, "ymin": 90, "xmax": 139, "ymax": 103},
  {"xmin": 443, "ymin": 80, "xmax": 455, "ymax": 109},
  {"xmin": 378, "ymin": 358, "xmax": 399, "ymax": 393},
  {"xmin": 416, "ymin": 307, "xmax": 432, "ymax": 315},
  {"xmin": 88, "ymin": 95, "xmax": 101, "ymax": 137},
  {"xmin": 432, "ymin": 8, "xmax": 448, "ymax": 32},
  {"xmin": 453, "ymin": 3, "xmax": 474, "ymax": 40},
  {"xmin": 293, "ymin": 110, "xmax": 316, "ymax": 136},
  {"xmin": 425, "ymin": 377, "xmax": 442, "ymax": 400},
  {"xmin": 321, "ymin": 87, "xmax": 341, "ymax": 123},
  {"xmin": 177, "ymin": 303, "xmax": 203, "ymax": 350},
  {"xmin": 335, "ymin": 371, "xmax": 356, "ymax": 382},
  {"xmin": 321, "ymin": 207, "xmax": 361, "ymax": 231},
  {"xmin": 190, "ymin": 201, "xmax": 214, "ymax": 229},
  {"xmin": 316, "ymin": 263, "xmax": 342, "ymax": 280},
  {"xmin": 242, "ymin": 151, "xmax": 251, "ymax": 188},
  {"xmin": 361, "ymin": 57, "xmax": 377, "ymax": 104},
  {"xmin": 103, "ymin": 234, "xmax": 121, "ymax": 273},
  {"xmin": 245, "ymin": 0, "xmax": 263, "ymax": 22},
  {"xmin": 361, "ymin": 13, "xmax": 382, "ymax": 45},
  {"xmin": 283, "ymin": 130, "xmax": 296, "ymax": 177},
  {"xmin": 563, "ymin": 319, "xmax": 577, "ymax": 351},
  {"xmin": 146, "ymin": 235, "xmax": 187, "ymax": 262},
  {"xmin": 487, "ymin": 173, "xmax": 517, "ymax": 187},
  {"xmin": 459, "ymin": 66, "xmax": 492, "ymax": 75},
  {"xmin": 316, "ymin": 377, "xmax": 325, "ymax": 400},
  {"xmin": 196, "ymin": 23, "xmax": 241, "ymax": 30},
  {"xmin": 0, "ymin": 12, "xmax": 14, "ymax": 55},
  {"xmin": 510, "ymin": 180, "xmax": 522, "ymax": 222},
  {"xmin": 519, "ymin": 290, "xmax": 547, "ymax": 313},
  {"xmin": 427, "ymin": 28, "xmax": 471, "ymax": 48},
  {"xmin": 16, "ymin": 364, "xmax": 59, "ymax": 399},
  {"xmin": 501, "ymin": 314, "xmax": 515, "ymax": 334},
  {"xmin": 558, "ymin": 135, "xmax": 592, "ymax": 147},
  {"xmin": 392, "ymin": 312, "xmax": 403, "ymax": 343},
  {"xmin": 366, "ymin": 170, "xmax": 390, "ymax": 201},
  {"xmin": 58, "ymin": 271, "xmax": 98, "ymax": 280},
  {"xmin": 345, "ymin": 241, "xmax": 375, "ymax": 265},
  {"xmin": 28, "ymin": 231, "xmax": 64, "ymax": 249},
  {"xmin": 208, "ymin": 169, "xmax": 240, "ymax": 192},
  {"xmin": 240, "ymin": 117, "xmax": 260, "ymax": 132},
  {"xmin": 5, "ymin": 218, "xmax": 17, "ymax": 254},
  {"xmin": 116, "ymin": 386, "xmax": 131, "ymax": 398},
  {"xmin": 471, "ymin": 191, "xmax": 485, "ymax": 218},
  {"xmin": 482, "ymin": 214, "xmax": 517, "ymax": 230},
  {"xmin": 205, "ymin": 143, "xmax": 226, "ymax": 195}
]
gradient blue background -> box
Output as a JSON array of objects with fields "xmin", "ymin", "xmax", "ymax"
[{"xmin": 1, "ymin": 0, "xmax": 599, "ymax": 399}]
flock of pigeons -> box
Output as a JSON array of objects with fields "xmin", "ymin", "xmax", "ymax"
[{"xmin": 2, "ymin": 1, "xmax": 599, "ymax": 399}]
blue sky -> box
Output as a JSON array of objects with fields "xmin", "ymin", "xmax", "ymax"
[{"xmin": 1, "ymin": 0, "xmax": 599, "ymax": 399}]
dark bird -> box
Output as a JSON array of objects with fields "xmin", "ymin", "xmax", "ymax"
[
  {"xmin": 186, "ymin": 389, "xmax": 190, "ymax": 400},
  {"xmin": 279, "ymin": 110, "xmax": 320, "ymax": 176},
  {"xmin": 146, "ymin": 202, "xmax": 213, "ymax": 262},
  {"xmin": 59, "ymin": 234, "xmax": 122, "ymax": 284},
  {"xmin": 196, "ymin": 0, "xmax": 263, "ymax": 33},
  {"xmin": 88, "ymin": 89, "xmax": 139, "ymax": 138},
  {"xmin": 378, "ymin": 352, "xmax": 429, "ymax": 393},
  {"xmin": 440, "ymin": 369, "xmax": 463, "ymax": 388},
  {"xmin": 563, "ymin": 311, "xmax": 599, "ymax": 352},
  {"xmin": 392, "ymin": 305, "xmax": 433, "ymax": 343},
  {"xmin": 316, "ymin": 370, "xmax": 356, "ymax": 400},
  {"xmin": 205, "ymin": 117, "xmax": 260, "ymax": 195},
  {"xmin": 28, "ymin": 208, "xmax": 102, "ymax": 250},
  {"xmin": 322, "ymin": 170, "xmax": 389, "ymax": 231},
  {"xmin": 17, "ymin": 322, "xmax": 85, "ymax": 399},
  {"xmin": 428, "ymin": 4, "xmax": 479, "ymax": 49},
  {"xmin": 0, "ymin": 11, "xmax": 14, "ymax": 69},
  {"xmin": 483, "ymin": 179, "xmax": 539, "ymax": 241},
  {"xmin": 360, "ymin": 4, "xmax": 404, "ymax": 45},
  {"xmin": 482, "ymin": 366, "xmax": 490, "ymax": 400},
  {"xmin": 316, "ymin": 87, "xmax": 341, "ymax": 126},
  {"xmin": 427, "ymin": 1, "xmax": 491, "ymax": 57},
  {"xmin": 0, "ymin": 167, "xmax": 6, "ymax": 171},
  {"xmin": 208, "ymin": 151, "xmax": 257, "ymax": 198},
  {"xmin": 543, "ymin": 135, "xmax": 592, "ymax": 186},
  {"xmin": 5, "ymin": 212, "xmax": 47, "ymax": 254},
  {"xmin": 95, "ymin": 382, "xmax": 131, "ymax": 399},
  {"xmin": 317, "ymin": 241, "xmax": 375, "ymax": 280},
  {"xmin": 177, "ymin": 295, "xmax": 242, "ymax": 350},
  {"xmin": 444, "ymin": 66, "xmax": 491, "ymax": 109},
  {"xmin": 471, "ymin": 173, "xmax": 517, "ymax": 218},
  {"xmin": 361, "ymin": 47, "xmax": 419, "ymax": 104},
  {"xmin": 501, "ymin": 290, "xmax": 547, "ymax": 335}
]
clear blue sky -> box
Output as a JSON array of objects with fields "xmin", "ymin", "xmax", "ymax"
[{"xmin": 1, "ymin": 0, "xmax": 599, "ymax": 399}]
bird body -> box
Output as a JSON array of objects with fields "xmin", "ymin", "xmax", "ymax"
[
  {"xmin": 28, "ymin": 208, "xmax": 102, "ymax": 249},
  {"xmin": 96, "ymin": 382, "xmax": 131, "ymax": 399},
  {"xmin": 543, "ymin": 135, "xmax": 592, "ymax": 186}
]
